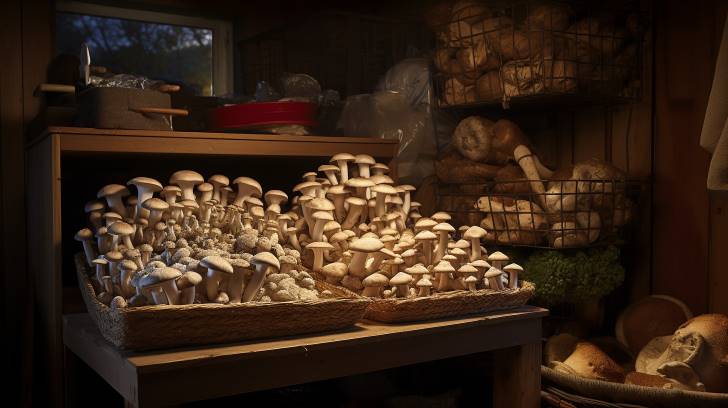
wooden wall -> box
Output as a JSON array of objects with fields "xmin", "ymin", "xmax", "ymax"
[{"xmin": 653, "ymin": 0, "xmax": 728, "ymax": 315}]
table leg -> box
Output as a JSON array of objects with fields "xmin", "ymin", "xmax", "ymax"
[{"xmin": 493, "ymin": 342, "xmax": 541, "ymax": 408}]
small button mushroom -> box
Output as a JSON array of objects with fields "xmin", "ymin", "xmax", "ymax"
[
  {"xmin": 463, "ymin": 226, "xmax": 487, "ymax": 262},
  {"xmin": 405, "ymin": 263, "xmax": 429, "ymax": 285},
  {"xmin": 127, "ymin": 177, "xmax": 163, "ymax": 220},
  {"xmin": 471, "ymin": 259, "xmax": 491, "ymax": 282},
  {"xmin": 414, "ymin": 218, "xmax": 437, "ymax": 233},
  {"xmin": 207, "ymin": 174, "xmax": 229, "ymax": 202},
  {"xmin": 348, "ymin": 237, "xmax": 384, "ymax": 278},
  {"xmin": 401, "ymin": 248, "xmax": 418, "ymax": 268},
  {"xmin": 142, "ymin": 198, "xmax": 169, "ymax": 227},
  {"xmin": 227, "ymin": 258, "xmax": 250, "ymax": 303},
  {"xmin": 321, "ymin": 262, "xmax": 348, "ymax": 284},
  {"xmin": 140, "ymin": 267, "xmax": 183, "ymax": 305},
  {"xmin": 110, "ymin": 296, "xmax": 128, "ymax": 310},
  {"xmin": 75, "ymin": 228, "xmax": 96, "ymax": 267},
  {"xmin": 214, "ymin": 291, "xmax": 230, "ymax": 304},
  {"xmin": 108, "ymin": 221, "xmax": 135, "ymax": 251},
  {"xmin": 484, "ymin": 267, "xmax": 505, "ymax": 290},
  {"xmin": 398, "ymin": 184, "xmax": 416, "ymax": 215},
  {"xmin": 318, "ymin": 164, "xmax": 341, "ymax": 186},
  {"xmin": 330, "ymin": 153, "xmax": 356, "ymax": 182},
  {"xmin": 390, "ymin": 271, "xmax": 414, "ymax": 298},
  {"xmin": 365, "ymin": 247, "xmax": 396, "ymax": 275},
  {"xmin": 414, "ymin": 230, "xmax": 437, "ymax": 267},
  {"xmin": 341, "ymin": 197, "xmax": 367, "ymax": 230},
  {"xmin": 85, "ymin": 200, "xmax": 106, "ymax": 231},
  {"xmin": 97, "ymin": 184, "xmax": 130, "ymax": 218},
  {"xmin": 433, "ymin": 222, "xmax": 455, "ymax": 264},
  {"xmin": 362, "ymin": 273, "xmax": 389, "ymax": 298},
  {"xmin": 487, "ymin": 251, "xmax": 509, "ymax": 270},
  {"xmin": 97, "ymin": 291, "xmax": 113, "ymax": 306},
  {"xmin": 503, "ymin": 263, "xmax": 523, "ymax": 289},
  {"xmin": 176, "ymin": 271, "xmax": 202, "ymax": 304},
  {"xmin": 465, "ymin": 275, "xmax": 478, "ymax": 292},
  {"xmin": 371, "ymin": 184, "xmax": 398, "ymax": 218},
  {"xmin": 416, "ymin": 276, "xmax": 433, "ymax": 297},
  {"xmin": 306, "ymin": 242, "xmax": 334, "ymax": 273},
  {"xmin": 92, "ymin": 257, "xmax": 108, "ymax": 291},
  {"xmin": 196, "ymin": 182, "xmax": 214, "ymax": 208},
  {"xmin": 118, "ymin": 259, "xmax": 138, "ymax": 298},
  {"xmin": 199, "ymin": 255, "xmax": 234, "ymax": 302},
  {"xmin": 160, "ymin": 185, "xmax": 182, "ymax": 206},
  {"xmin": 169, "ymin": 170, "xmax": 204, "ymax": 201},
  {"xmin": 341, "ymin": 274, "xmax": 363, "ymax": 292},
  {"xmin": 232, "ymin": 177, "xmax": 262, "ymax": 207},
  {"xmin": 354, "ymin": 154, "xmax": 375, "ymax": 178},
  {"xmin": 138, "ymin": 243, "xmax": 154, "ymax": 266},
  {"xmin": 243, "ymin": 252, "xmax": 280, "ymax": 303},
  {"xmin": 433, "ymin": 260, "xmax": 455, "ymax": 292}
]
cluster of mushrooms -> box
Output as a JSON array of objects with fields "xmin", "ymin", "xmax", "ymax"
[{"xmin": 76, "ymin": 153, "xmax": 523, "ymax": 309}]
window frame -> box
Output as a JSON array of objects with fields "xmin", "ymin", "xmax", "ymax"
[{"xmin": 55, "ymin": 1, "xmax": 233, "ymax": 95}]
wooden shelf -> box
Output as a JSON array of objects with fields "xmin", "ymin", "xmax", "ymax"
[
  {"xmin": 27, "ymin": 127, "xmax": 399, "ymax": 405},
  {"xmin": 64, "ymin": 307, "xmax": 547, "ymax": 407},
  {"xmin": 30, "ymin": 127, "xmax": 399, "ymax": 158}
]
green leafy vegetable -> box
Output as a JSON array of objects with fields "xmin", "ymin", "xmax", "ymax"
[{"xmin": 523, "ymin": 246, "xmax": 624, "ymax": 306}]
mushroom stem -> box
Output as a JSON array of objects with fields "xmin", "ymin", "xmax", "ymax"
[
  {"xmin": 241, "ymin": 263, "xmax": 273, "ymax": 303},
  {"xmin": 205, "ymin": 270, "xmax": 225, "ymax": 301},
  {"xmin": 469, "ymin": 239, "xmax": 481, "ymax": 262},
  {"xmin": 514, "ymin": 145, "xmax": 547, "ymax": 208},
  {"xmin": 228, "ymin": 267, "xmax": 247, "ymax": 303},
  {"xmin": 435, "ymin": 232, "xmax": 448, "ymax": 264},
  {"xmin": 342, "ymin": 203, "xmax": 365, "ymax": 230},
  {"xmin": 349, "ymin": 251, "xmax": 369, "ymax": 277},
  {"xmin": 311, "ymin": 249, "xmax": 326, "ymax": 272},
  {"xmin": 81, "ymin": 241, "xmax": 96, "ymax": 267}
]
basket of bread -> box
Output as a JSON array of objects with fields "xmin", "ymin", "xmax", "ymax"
[
  {"xmin": 542, "ymin": 296, "xmax": 728, "ymax": 408},
  {"xmin": 427, "ymin": 0, "xmax": 645, "ymax": 108}
]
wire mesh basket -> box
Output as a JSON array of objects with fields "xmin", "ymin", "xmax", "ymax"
[
  {"xmin": 437, "ymin": 178, "xmax": 643, "ymax": 249},
  {"xmin": 431, "ymin": 0, "xmax": 646, "ymax": 109}
]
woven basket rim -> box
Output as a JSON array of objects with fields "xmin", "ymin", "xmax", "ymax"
[{"xmin": 367, "ymin": 280, "xmax": 535, "ymax": 305}]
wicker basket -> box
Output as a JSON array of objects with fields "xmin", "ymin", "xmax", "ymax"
[
  {"xmin": 363, "ymin": 281, "xmax": 535, "ymax": 323},
  {"xmin": 75, "ymin": 253, "xmax": 370, "ymax": 350},
  {"xmin": 542, "ymin": 365, "xmax": 728, "ymax": 408}
]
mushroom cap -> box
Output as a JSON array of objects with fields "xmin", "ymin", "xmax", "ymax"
[
  {"xmin": 312, "ymin": 211, "xmax": 334, "ymax": 222},
  {"xmin": 454, "ymin": 239, "xmax": 470, "ymax": 249},
  {"xmin": 371, "ymin": 184, "xmax": 398, "ymax": 195},
  {"xmin": 306, "ymin": 197, "xmax": 336, "ymax": 212},
  {"xmin": 380, "ymin": 235, "xmax": 397, "ymax": 245},
  {"xmin": 433, "ymin": 261, "xmax": 455, "ymax": 273},
  {"xmin": 414, "ymin": 218, "xmax": 437, "ymax": 230},
  {"xmin": 119, "ymin": 259, "xmax": 138, "ymax": 272},
  {"xmin": 177, "ymin": 271, "xmax": 203, "ymax": 287},
  {"xmin": 229, "ymin": 258, "xmax": 251, "ymax": 269},
  {"xmin": 250, "ymin": 206, "xmax": 265, "ymax": 218},
  {"xmin": 355, "ymin": 154, "xmax": 375, "ymax": 165},
  {"xmin": 265, "ymin": 189, "xmax": 288, "ymax": 202},
  {"xmin": 105, "ymin": 249, "xmax": 124, "ymax": 261},
  {"xmin": 433, "ymin": 222, "xmax": 455, "ymax": 233},
  {"xmin": 140, "ymin": 267, "xmax": 182, "ymax": 287},
  {"xmin": 293, "ymin": 180, "xmax": 321, "ymax": 194},
  {"xmin": 318, "ymin": 164, "xmax": 340, "ymax": 173},
  {"xmin": 200, "ymin": 255, "xmax": 234, "ymax": 274},
  {"xmin": 232, "ymin": 176, "xmax": 262, "ymax": 197},
  {"xmin": 417, "ymin": 277, "xmax": 433, "ymax": 287},
  {"xmin": 170, "ymin": 170, "xmax": 204, "ymax": 185},
  {"xmin": 75, "ymin": 228, "xmax": 93, "ymax": 241},
  {"xmin": 405, "ymin": 264, "xmax": 429, "ymax": 276},
  {"xmin": 197, "ymin": 182, "xmax": 214, "ymax": 193},
  {"xmin": 363, "ymin": 272, "xmax": 389, "ymax": 286},
  {"xmin": 139, "ymin": 243, "xmax": 154, "ymax": 253},
  {"xmin": 142, "ymin": 197, "xmax": 170, "ymax": 211},
  {"xmin": 450, "ymin": 247, "xmax": 467, "ymax": 256},
  {"xmin": 345, "ymin": 196, "xmax": 367, "ymax": 207},
  {"xmin": 390, "ymin": 271, "xmax": 413, "ymax": 285},
  {"xmin": 379, "ymin": 227, "xmax": 398, "ymax": 237},
  {"xmin": 160, "ymin": 185, "xmax": 182, "ymax": 197},
  {"xmin": 330, "ymin": 231, "xmax": 349, "ymax": 243},
  {"xmin": 251, "ymin": 251, "xmax": 280, "ymax": 270},
  {"xmin": 345, "ymin": 177, "xmax": 375, "ymax": 188},
  {"xmin": 484, "ymin": 267, "xmax": 504, "ymax": 278},
  {"xmin": 108, "ymin": 221, "xmax": 135, "ymax": 236},
  {"xmin": 487, "ymin": 251, "xmax": 510, "ymax": 262},
  {"xmin": 414, "ymin": 230, "xmax": 437, "ymax": 241},
  {"xmin": 471, "ymin": 259, "xmax": 491, "ymax": 268},
  {"xmin": 503, "ymin": 263, "xmax": 524, "ymax": 272},
  {"xmin": 410, "ymin": 201, "xmax": 422, "ymax": 209},
  {"xmin": 326, "ymin": 184, "xmax": 349, "ymax": 196},
  {"xmin": 350, "ymin": 237, "xmax": 384, "ymax": 253},
  {"xmin": 322, "ymin": 262, "xmax": 348, "ymax": 278},
  {"xmin": 398, "ymin": 184, "xmax": 416, "ymax": 192},
  {"xmin": 92, "ymin": 257, "xmax": 108, "ymax": 265},
  {"xmin": 84, "ymin": 200, "xmax": 105, "ymax": 213},
  {"xmin": 465, "ymin": 275, "xmax": 478, "ymax": 283},
  {"xmin": 306, "ymin": 241, "xmax": 334, "ymax": 250},
  {"xmin": 458, "ymin": 264, "xmax": 478, "ymax": 274},
  {"xmin": 370, "ymin": 174, "xmax": 395, "ymax": 185},
  {"xmin": 401, "ymin": 248, "xmax": 417, "ymax": 258},
  {"xmin": 379, "ymin": 248, "xmax": 396, "ymax": 259},
  {"xmin": 431, "ymin": 212, "xmax": 452, "ymax": 222},
  {"xmin": 208, "ymin": 174, "xmax": 230, "ymax": 186},
  {"xmin": 302, "ymin": 171, "xmax": 318, "ymax": 180},
  {"xmin": 442, "ymin": 254, "xmax": 457, "ymax": 262},
  {"xmin": 246, "ymin": 196, "xmax": 264, "ymax": 207},
  {"xmin": 391, "ymin": 256, "xmax": 405, "ymax": 265},
  {"xmin": 330, "ymin": 153, "xmax": 356, "ymax": 163},
  {"xmin": 97, "ymin": 184, "xmax": 129, "ymax": 199},
  {"xmin": 127, "ymin": 177, "xmax": 163, "ymax": 192},
  {"xmin": 179, "ymin": 199, "xmax": 199, "ymax": 209},
  {"xmin": 372, "ymin": 162, "xmax": 390, "ymax": 172},
  {"xmin": 464, "ymin": 225, "xmax": 487, "ymax": 239}
]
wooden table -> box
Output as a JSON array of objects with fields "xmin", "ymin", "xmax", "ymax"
[
  {"xmin": 64, "ymin": 307, "xmax": 547, "ymax": 407},
  {"xmin": 28, "ymin": 127, "xmax": 399, "ymax": 405}
]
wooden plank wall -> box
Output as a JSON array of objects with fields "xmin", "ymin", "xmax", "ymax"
[{"xmin": 653, "ymin": 0, "xmax": 727, "ymax": 315}]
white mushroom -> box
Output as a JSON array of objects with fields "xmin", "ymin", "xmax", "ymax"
[
  {"xmin": 243, "ymin": 252, "xmax": 280, "ymax": 302},
  {"xmin": 200, "ymin": 255, "xmax": 233, "ymax": 301}
]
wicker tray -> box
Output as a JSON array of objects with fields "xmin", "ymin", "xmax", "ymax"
[
  {"xmin": 363, "ymin": 281, "xmax": 535, "ymax": 323},
  {"xmin": 542, "ymin": 365, "xmax": 728, "ymax": 408},
  {"xmin": 75, "ymin": 253, "xmax": 370, "ymax": 350}
]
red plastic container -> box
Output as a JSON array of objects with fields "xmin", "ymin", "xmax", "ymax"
[{"xmin": 208, "ymin": 101, "xmax": 317, "ymax": 131}]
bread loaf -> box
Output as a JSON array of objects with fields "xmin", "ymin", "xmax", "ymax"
[
  {"xmin": 435, "ymin": 148, "xmax": 500, "ymax": 184},
  {"xmin": 501, "ymin": 59, "xmax": 545, "ymax": 98},
  {"xmin": 475, "ymin": 70, "xmax": 503, "ymax": 100},
  {"xmin": 557, "ymin": 341, "xmax": 626, "ymax": 383},
  {"xmin": 452, "ymin": 116, "xmax": 495, "ymax": 162},
  {"xmin": 457, "ymin": 40, "xmax": 500, "ymax": 74},
  {"xmin": 434, "ymin": 47, "xmax": 463, "ymax": 75},
  {"xmin": 442, "ymin": 77, "xmax": 476, "ymax": 106},
  {"xmin": 448, "ymin": 1, "xmax": 490, "ymax": 47}
]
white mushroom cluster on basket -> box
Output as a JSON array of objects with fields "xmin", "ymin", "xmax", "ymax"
[
  {"xmin": 285, "ymin": 153, "xmax": 523, "ymax": 299},
  {"xmin": 76, "ymin": 173, "xmax": 322, "ymax": 310},
  {"xmin": 75, "ymin": 153, "xmax": 523, "ymax": 308}
]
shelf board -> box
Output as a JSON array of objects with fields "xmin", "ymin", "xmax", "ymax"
[
  {"xmin": 30, "ymin": 127, "xmax": 399, "ymax": 159},
  {"xmin": 64, "ymin": 307, "xmax": 547, "ymax": 406}
]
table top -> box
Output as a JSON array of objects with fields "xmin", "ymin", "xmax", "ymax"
[
  {"xmin": 64, "ymin": 307, "xmax": 547, "ymax": 406},
  {"xmin": 29, "ymin": 127, "xmax": 399, "ymax": 159}
]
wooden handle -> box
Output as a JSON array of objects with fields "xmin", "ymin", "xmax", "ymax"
[
  {"xmin": 34, "ymin": 83, "xmax": 75, "ymax": 96},
  {"xmin": 156, "ymin": 84, "xmax": 180, "ymax": 93},
  {"xmin": 130, "ymin": 107, "xmax": 189, "ymax": 117}
]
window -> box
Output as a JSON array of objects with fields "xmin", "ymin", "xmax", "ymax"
[{"xmin": 55, "ymin": 1, "xmax": 232, "ymax": 96}]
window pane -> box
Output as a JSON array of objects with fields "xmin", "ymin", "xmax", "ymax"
[{"xmin": 56, "ymin": 12, "xmax": 213, "ymax": 95}]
